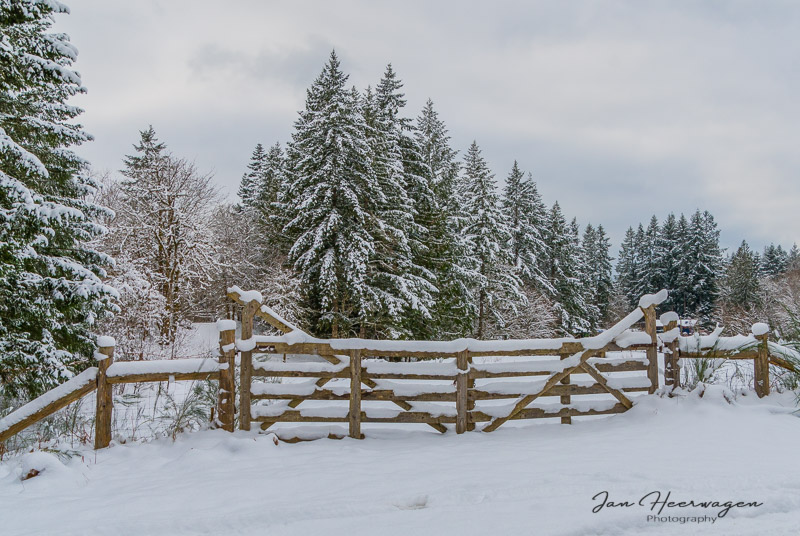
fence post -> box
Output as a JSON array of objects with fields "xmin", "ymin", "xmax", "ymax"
[
  {"xmin": 642, "ymin": 304, "xmax": 658, "ymax": 394},
  {"xmin": 560, "ymin": 351, "xmax": 571, "ymax": 424},
  {"xmin": 663, "ymin": 319, "xmax": 678, "ymax": 390},
  {"xmin": 94, "ymin": 338, "xmax": 115, "ymax": 450},
  {"xmin": 466, "ymin": 351, "xmax": 475, "ymax": 431},
  {"xmin": 456, "ymin": 349, "xmax": 469, "ymax": 434},
  {"xmin": 239, "ymin": 301, "xmax": 258, "ymax": 431},
  {"xmin": 349, "ymin": 349, "xmax": 362, "ymax": 439},
  {"xmin": 217, "ymin": 320, "xmax": 236, "ymax": 432},
  {"xmin": 754, "ymin": 327, "xmax": 770, "ymax": 398}
]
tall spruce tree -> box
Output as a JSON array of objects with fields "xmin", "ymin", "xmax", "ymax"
[
  {"xmin": 283, "ymin": 52, "xmax": 380, "ymax": 336},
  {"xmin": 656, "ymin": 213, "xmax": 681, "ymax": 312},
  {"xmin": 414, "ymin": 100, "xmax": 472, "ymax": 337},
  {"xmin": 0, "ymin": 1, "xmax": 117, "ymax": 397},
  {"xmin": 544, "ymin": 203, "xmax": 589, "ymax": 335},
  {"xmin": 682, "ymin": 210, "xmax": 723, "ymax": 321},
  {"xmin": 761, "ymin": 244, "xmax": 788, "ymax": 277},
  {"xmin": 237, "ymin": 143, "xmax": 266, "ymax": 211},
  {"xmin": 722, "ymin": 241, "xmax": 761, "ymax": 310},
  {"xmin": 616, "ymin": 226, "xmax": 639, "ymax": 308},
  {"xmin": 460, "ymin": 142, "xmax": 522, "ymax": 338},
  {"xmin": 582, "ymin": 223, "xmax": 613, "ymax": 325},
  {"xmin": 502, "ymin": 162, "xmax": 551, "ymax": 294}
]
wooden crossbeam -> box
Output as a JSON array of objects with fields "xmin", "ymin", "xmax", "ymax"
[
  {"xmin": 481, "ymin": 349, "xmax": 598, "ymax": 433},
  {"xmin": 577, "ymin": 363, "xmax": 633, "ymax": 409}
]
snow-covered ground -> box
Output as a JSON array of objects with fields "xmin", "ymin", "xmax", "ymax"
[{"xmin": 2, "ymin": 387, "xmax": 799, "ymax": 536}]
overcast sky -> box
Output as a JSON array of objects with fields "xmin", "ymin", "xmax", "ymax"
[{"xmin": 55, "ymin": 0, "xmax": 800, "ymax": 253}]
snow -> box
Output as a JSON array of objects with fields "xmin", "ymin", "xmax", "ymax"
[
  {"xmin": 0, "ymin": 368, "xmax": 98, "ymax": 432},
  {"xmin": 751, "ymin": 323, "xmax": 770, "ymax": 336},
  {"xmin": 638, "ymin": 289, "xmax": 668, "ymax": 308},
  {"xmin": 614, "ymin": 330, "xmax": 652, "ymax": 348},
  {"xmin": 96, "ymin": 336, "xmax": 116, "ymax": 347},
  {"xmin": 227, "ymin": 285, "xmax": 263, "ymax": 304},
  {"xmin": 659, "ymin": 311, "xmax": 680, "ymax": 324},
  {"xmin": 236, "ymin": 338, "xmax": 257, "ymax": 352},
  {"xmin": 106, "ymin": 358, "xmax": 223, "ymax": 377},
  {"xmin": 216, "ymin": 319, "xmax": 236, "ymax": 332},
  {"xmin": 2, "ymin": 392, "xmax": 800, "ymax": 535}
]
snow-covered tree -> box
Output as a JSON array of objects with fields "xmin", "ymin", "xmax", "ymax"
[
  {"xmin": 502, "ymin": 162, "xmax": 551, "ymax": 294},
  {"xmin": 616, "ymin": 226, "xmax": 639, "ymax": 308},
  {"xmin": 543, "ymin": 203, "xmax": 588, "ymax": 335},
  {"xmin": 237, "ymin": 143, "xmax": 266, "ymax": 211},
  {"xmin": 761, "ymin": 244, "xmax": 788, "ymax": 277},
  {"xmin": 460, "ymin": 142, "xmax": 523, "ymax": 338},
  {"xmin": 108, "ymin": 127, "xmax": 220, "ymax": 343},
  {"xmin": 721, "ymin": 241, "xmax": 762, "ymax": 311},
  {"xmin": 413, "ymin": 99, "xmax": 471, "ymax": 337},
  {"xmin": 682, "ymin": 210, "xmax": 723, "ymax": 321},
  {"xmin": 0, "ymin": 1, "xmax": 117, "ymax": 397},
  {"xmin": 581, "ymin": 223, "xmax": 613, "ymax": 326}
]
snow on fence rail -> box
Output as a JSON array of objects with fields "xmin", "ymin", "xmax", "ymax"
[
  {"xmin": 232, "ymin": 288, "xmax": 669, "ymax": 439},
  {"xmin": 0, "ymin": 337, "xmax": 232, "ymax": 449},
  {"xmin": 4, "ymin": 287, "xmax": 799, "ymax": 449}
]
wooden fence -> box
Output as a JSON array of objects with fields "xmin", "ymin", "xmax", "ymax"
[
  {"xmin": 2, "ymin": 288, "xmax": 798, "ymax": 448},
  {"xmin": 231, "ymin": 288, "xmax": 668, "ymax": 439}
]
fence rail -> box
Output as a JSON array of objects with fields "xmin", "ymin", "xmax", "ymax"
[{"xmin": 2, "ymin": 288, "xmax": 799, "ymax": 448}]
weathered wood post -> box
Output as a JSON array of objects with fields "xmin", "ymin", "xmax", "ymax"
[
  {"xmin": 349, "ymin": 349, "xmax": 362, "ymax": 439},
  {"xmin": 239, "ymin": 301, "xmax": 258, "ymax": 431},
  {"xmin": 94, "ymin": 337, "xmax": 115, "ymax": 449},
  {"xmin": 217, "ymin": 320, "xmax": 236, "ymax": 432},
  {"xmin": 753, "ymin": 323, "xmax": 770, "ymax": 398},
  {"xmin": 456, "ymin": 349, "xmax": 469, "ymax": 434},
  {"xmin": 560, "ymin": 351, "xmax": 572, "ymax": 425},
  {"xmin": 466, "ymin": 351, "xmax": 475, "ymax": 431},
  {"xmin": 642, "ymin": 304, "xmax": 658, "ymax": 394},
  {"xmin": 661, "ymin": 312, "xmax": 680, "ymax": 390}
]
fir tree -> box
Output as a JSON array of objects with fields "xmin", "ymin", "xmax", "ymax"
[
  {"xmin": 722, "ymin": 240, "xmax": 761, "ymax": 310},
  {"xmin": 682, "ymin": 210, "xmax": 723, "ymax": 321},
  {"xmin": 616, "ymin": 226, "xmax": 639, "ymax": 308},
  {"xmin": 761, "ymin": 243, "xmax": 788, "ymax": 277},
  {"xmin": 502, "ymin": 163, "xmax": 551, "ymax": 295},
  {"xmin": 656, "ymin": 213, "xmax": 681, "ymax": 312},
  {"xmin": 788, "ymin": 243, "xmax": 800, "ymax": 272},
  {"xmin": 544, "ymin": 202, "xmax": 589, "ymax": 335},
  {"xmin": 0, "ymin": 1, "xmax": 117, "ymax": 397},
  {"xmin": 582, "ymin": 223, "xmax": 613, "ymax": 324},
  {"xmin": 414, "ymin": 100, "xmax": 471, "ymax": 337},
  {"xmin": 237, "ymin": 143, "xmax": 266, "ymax": 211},
  {"xmin": 283, "ymin": 52, "xmax": 380, "ymax": 336},
  {"xmin": 460, "ymin": 142, "xmax": 522, "ymax": 338}
]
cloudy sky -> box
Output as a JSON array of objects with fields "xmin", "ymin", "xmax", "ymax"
[{"xmin": 55, "ymin": 0, "xmax": 800, "ymax": 252}]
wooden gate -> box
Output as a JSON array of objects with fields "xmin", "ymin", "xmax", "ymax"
[{"xmin": 228, "ymin": 287, "xmax": 668, "ymax": 440}]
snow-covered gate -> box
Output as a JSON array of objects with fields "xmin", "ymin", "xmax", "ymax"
[{"xmin": 227, "ymin": 288, "xmax": 671, "ymax": 440}]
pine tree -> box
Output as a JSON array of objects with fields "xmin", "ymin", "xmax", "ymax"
[
  {"xmin": 544, "ymin": 203, "xmax": 589, "ymax": 335},
  {"xmin": 656, "ymin": 213, "xmax": 681, "ymax": 311},
  {"xmin": 502, "ymin": 163, "xmax": 551, "ymax": 294},
  {"xmin": 788, "ymin": 243, "xmax": 800, "ymax": 272},
  {"xmin": 283, "ymin": 52, "xmax": 380, "ymax": 336},
  {"xmin": 576, "ymin": 222, "xmax": 600, "ymax": 331},
  {"xmin": 414, "ymin": 99, "xmax": 471, "ymax": 337},
  {"xmin": 616, "ymin": 227, "xmax": 639, "ymax": 308},
  {"xmin": 635, "ymin": 215, "xmax": 661, "ymax": 296},
  {"xmin": 237, "ymin": 143, "xmax": 266, "ymax": 211},
  {"xmin": 683, "ymin": 210, "xmax": 723, "ymax": 321},
  {"xmin": 0, "ymin": 2, "xmax": 117, "ymax": 397},
  {"xmin": 761, "ymin": 244, "xmax": 788, "ymax": 277},
  {"xmin": 722, "ymin": 240, "xmax": 761, "ymax": 310},
  {"xmin": 460, "ymin": 142, "xmax": 522, "ymax": 338},
  {"xmin": 582, "ymin": 223, "xmax": 613, "ymax": 325}
]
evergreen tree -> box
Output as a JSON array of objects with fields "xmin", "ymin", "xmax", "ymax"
[
  {"xmin": 635, "ymin": 215, "xmax": 662, "ymax": 296},
  {"xmin": 576, "ymin": 221, "xmax": 600, "ymax": 330},
  {"xmin": 0, "ymin": 2, "xmax": 116, "ymax": 397},
  {"xmin": 258, "ymin": 142, "xmax": 287, "ymax": 244},
  {"xmin": 414, "ymin": 99, "xmax": 472, "ymax": 337},
  {"xmin": 582, "ymin": 223, "xmax": 613, "ymax": 324},
  {"xmin": 283, "ymin": 52, "xmax": 380, "ymax": 336},
  {"xmin": 616, "ymin": 227, "xmax": 639, "ymax": 308},
  {"xmin": 460, "ymin": 142, "xmax": 522, "ymax": 338},
  {"xmin": 656, "ymin": 213, "xmax": 682, "ymax": 312},
  {"xmin": 502, "ymin": 162, "xmax": 551, "ymax": 294},
  {"xmin": 761, "ymin": 243, "xmax": 788, "ymax": 277},
  {"xmin": 722, "ymin": 241, "xmax": 761, "ymax": 310},
  {"xmin": 788, "ymin": 243, "xmax": 800, "ymax": 272},
  {"xmin": 237, "ymin": 143, "xmax": 266, "ymax": 211},
  {"xmin": 543, "ymin": 202, "xmax": 589, "ymax": 335},
  {"xmin": 682, "ymin": 210, "xmax": 723, "ymax": 321}
]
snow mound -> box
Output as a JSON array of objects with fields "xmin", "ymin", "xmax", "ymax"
[
  {"xmin": 638, "ymin": 289, "xmax": 668, "ymax": 308},
  {"xmin": 751, "ymin": 322, "xmax": 769, "ymax": 336},
  {"xmin": 16, "ymin": 452, "xmax": 66, "ymax": 481}
]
